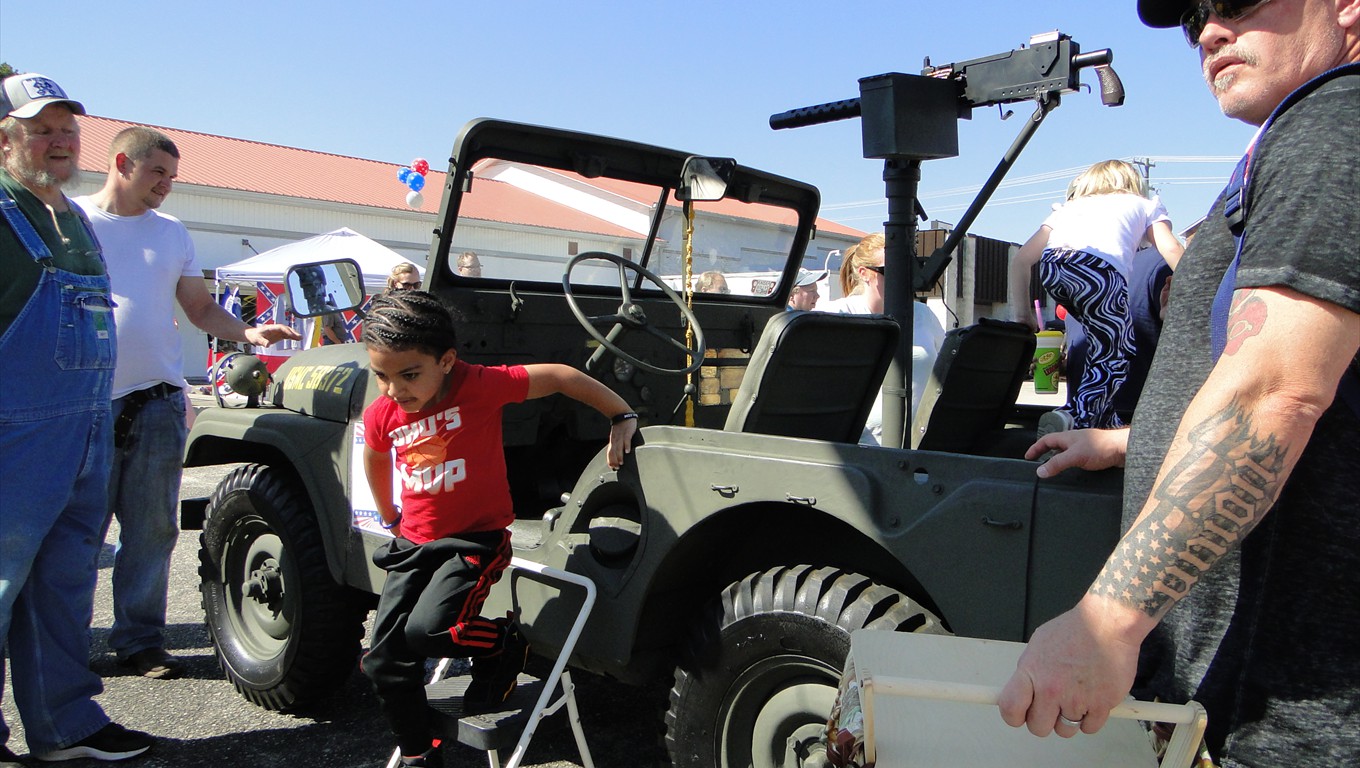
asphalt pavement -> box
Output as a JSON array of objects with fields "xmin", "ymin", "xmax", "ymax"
[
  {"xmin": 1, "ymin": 463, "xmax": 664, "ymax": 768},
  {"xmin": 4, "ymin": 383, "xmax": 1065, "ymax": 767}
]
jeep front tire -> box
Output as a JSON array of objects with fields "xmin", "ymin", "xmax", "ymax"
[{"xmin": 199, "ymin": 463, "xmax": 368, "ymax": 710}]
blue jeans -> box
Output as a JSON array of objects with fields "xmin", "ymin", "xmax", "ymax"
[
  {"xmin": 0, "ymin": 263, "xmax": 116, "ymax": 754},
  {"xmin": 103, "ymin": 389, "xmax": 187, "ymax": 658}
]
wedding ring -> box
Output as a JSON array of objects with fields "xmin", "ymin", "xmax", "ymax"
[{"xmin": 1058, "ymin": 713, "xmax": 1084, "ymax": 728}]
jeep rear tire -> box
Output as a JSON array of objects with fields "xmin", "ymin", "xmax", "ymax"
[
  {"xmin": 199, "ymin": 463, "xmax": 368, "ymax": 710},
  {"xmin": 665, "ymin": 565, "xmax": 946, "ymax": 768}
]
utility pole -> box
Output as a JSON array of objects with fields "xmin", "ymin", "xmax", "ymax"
[{"xmin": 1129, "ymin": 156, "xmax": 1156, "ymax": 195}]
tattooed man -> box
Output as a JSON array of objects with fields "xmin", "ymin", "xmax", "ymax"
[{"xmin": 998, "ymin": 2, "xmax": 1360, "ymax": 766}]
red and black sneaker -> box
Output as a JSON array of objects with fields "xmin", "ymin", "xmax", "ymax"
[
  {"xmin": 464, "ymin": 616, "xmax": 530, "ymax": 710},
  {"xmin": 398, "ymin": 746, "xmax": 442, "ymax": 768}
]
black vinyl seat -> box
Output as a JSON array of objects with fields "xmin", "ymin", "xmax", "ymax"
[
  {"xmin": 910, "ymin": 318, "xmax": 1036, "ymax": 455},
  {"xmin": 724, "ymin": 310, "xmax": 900, "ymax": 443}
]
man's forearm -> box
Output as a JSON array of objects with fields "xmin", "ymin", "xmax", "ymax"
[
  {"xmin": 189, "ymin": 303, "xmax": 253, "ymax": 343},
  {"xmin": 1091, "ymin": 393, "xmax": 1303, "ymax": 622}
]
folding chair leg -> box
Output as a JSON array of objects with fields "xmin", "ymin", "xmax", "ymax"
[{"xmin": 560, "ymin": 671, "xmax": 596, "ymax": 768}]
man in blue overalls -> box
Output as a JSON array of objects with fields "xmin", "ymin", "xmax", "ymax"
[{"xmin": 0, "ymin": 73, "xmax": 155, "ymax": 764}]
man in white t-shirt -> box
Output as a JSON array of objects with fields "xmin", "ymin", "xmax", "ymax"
[{"xmin": 76, "ymin": 127, "xmax": 297, "ymax": 679}]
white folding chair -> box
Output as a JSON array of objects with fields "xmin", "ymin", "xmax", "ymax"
[{"xmin": 385, "ymin": 558, "xmax": 597, "ymax": 768}]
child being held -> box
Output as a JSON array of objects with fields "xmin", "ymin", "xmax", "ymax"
[
  {"xmin": 359, "ymin": 291, "xmax": 638, "ymax": 768},
  {"xmin": 1009, "ymin": 160, "xmax": 1184, "ymax": 431}
]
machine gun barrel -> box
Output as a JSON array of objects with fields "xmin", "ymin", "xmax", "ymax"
[{"xmin": 769, "ymin": 98, "xmax": 862, "ymax": 130}]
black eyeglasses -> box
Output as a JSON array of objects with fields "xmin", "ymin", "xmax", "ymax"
[
  {"xmin": 865, "ymin": 264, "xmax": 885, "ymax": 275},
  {"xmin": 1181, "ymin": 0, "xmax": 1273, "ymax": 47}
]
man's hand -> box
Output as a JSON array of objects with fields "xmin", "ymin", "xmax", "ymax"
[
  {"xmin": 997, "ymin": 595, "xmax": 1146, "ymax": 738},
  {"xmin": 244, "ymin": 323, "xmax": 301, "ymax": 348},
  {"xmin": 1026, "ymin": 428, "xmax": 1129, "ymax": 478}
]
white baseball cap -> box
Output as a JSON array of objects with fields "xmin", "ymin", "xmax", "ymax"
[{"xmin": 1, "ymin": 73, "xmax": 86, "ymax": 120}]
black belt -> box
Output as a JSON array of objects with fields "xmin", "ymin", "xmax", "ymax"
[{"xmin": 113, "ymin": 382, "xmax": 181, "ymax": 448}]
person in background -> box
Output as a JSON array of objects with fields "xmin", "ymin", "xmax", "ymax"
[
  {"xmin": 76, "ymin": 126, "xmax": 298, "ymax": 680},
  {"xmin": 0, "ymin": 71, "xmax": 154, "ymax": 764},
  {"xmin": 820, "ymin": 233, "xmax": 946, "ymax": 444},
  {"xmin": 1009, "ymin": 160, "xmax": 1184, "ymax": 435},
  {"xmin": 456, "ymin": 250, "xmax": 482, "ymax": 278},
  {"xmin": 387, "ymin": 262, "xmax": 421, "ymax": 292},
  {"xmin": 999, "ymin": 2, "xmax": 1359, "ymax": 765},
  {"xmin": 694, "ymin": 270, "xmax": 730, "ymax": 294},
  {"xmin": 787, "ymin": 267, "xmax": 826, "ymax": 310},
  {"xmin": 1063, "ymin": 246, "xmax": 1175, "ymax": 424}
]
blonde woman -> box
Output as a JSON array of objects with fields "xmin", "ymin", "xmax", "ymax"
[
  {"xmin": 386, "ymin": 262, "xmax": 421, "ymax": 293},
  {"xmin": 822, "ymin": 232, "xmax": 946, "ymax": 445},
  {"xmin": 1009, "ymin": 159, "xmax": 1184, "ymax": 430},
  {"xmin": 826, "ymin": 232, "xmax": 885, "ymax": 313}
]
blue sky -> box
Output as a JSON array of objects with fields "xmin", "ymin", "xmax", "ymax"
[{"xmin": 1, "ymin": 0, "xmax": 1253, "ymax": 244}]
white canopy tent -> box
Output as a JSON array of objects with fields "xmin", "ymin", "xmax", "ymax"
[
  {"xmin": 215, "ymin": 226, "xmax": 425, "ymax": 291},
  {"xmin": 210, "ymin": 227, "xmax": 426, "ymax": 366}
]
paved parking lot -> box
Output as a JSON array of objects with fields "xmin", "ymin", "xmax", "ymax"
[{"xmin": 2, "ymin": 464, "xmax": 663, "ymax": 768}]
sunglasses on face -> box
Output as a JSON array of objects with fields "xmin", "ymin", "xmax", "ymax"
[
  {"xmin": 864, "ymin": 264, "xmax": 886, "ymax": 275},
  {"xmin": 1181, "ymin": 0, "xmax": 1273, "ymax": 47},
  {"xmin": 398, "ymin": 281, "xmax": 421, "ymax": 290}
]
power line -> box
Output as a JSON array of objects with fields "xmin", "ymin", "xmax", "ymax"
[{"xmin": 823, "ymin": 156, "xmax": 1241, "ymax": 212}]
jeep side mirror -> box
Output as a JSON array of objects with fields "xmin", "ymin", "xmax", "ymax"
[
  {"xmin": 285, "ymin": 258, "xmax": 367, "ymax": 317},
  {"xmin": 676, "ymin": 156, "xmax": 736, "ymax": 202}
]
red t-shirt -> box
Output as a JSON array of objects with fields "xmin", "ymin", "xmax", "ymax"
[{"xmin": 363, "ymin": 361, "xmax": 530, "ymax": 544}]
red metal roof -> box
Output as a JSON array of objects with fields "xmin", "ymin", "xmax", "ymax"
[
  {"xmin": 78, "ymin": 116, "xmax": 443, "ymax": 213},
  {"xmin": 76, "ymin": 115, "xmax": 864, "ymax": 238}
]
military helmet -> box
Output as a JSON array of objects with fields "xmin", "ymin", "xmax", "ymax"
[{"xmin": 223, "ymin": 354, "xmax": 270, "ymax": 397}]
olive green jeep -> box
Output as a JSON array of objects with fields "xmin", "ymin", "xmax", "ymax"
[{"xmin": 184, "ymin": 33, "xmax": 1128, "ymax": 768}]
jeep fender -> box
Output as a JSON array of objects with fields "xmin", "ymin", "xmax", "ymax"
[{"xmin": 183, "ymin": 407, "xmax": 373, "ymax": 591}]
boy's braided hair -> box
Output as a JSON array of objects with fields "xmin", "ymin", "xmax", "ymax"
[{"xmin": 361, "ymin": 290, "xmax": 458, "ymax": 358}]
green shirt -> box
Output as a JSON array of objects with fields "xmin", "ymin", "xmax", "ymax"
[{"xmin": 0, "ymin": 168, "xmax": 105, "ymax": 337}]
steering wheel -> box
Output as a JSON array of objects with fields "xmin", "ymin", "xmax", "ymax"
[{"xmin": 563, "ymin": 251, "xmax": 706, "ymax": 376}]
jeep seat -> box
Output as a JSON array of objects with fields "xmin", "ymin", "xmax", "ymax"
[
  {"xmin": 724, "ymin": 311, "xmax": 899, "ymax": 443},
  {"xmin": 910, "ymin": 318, "xmax": 1036, "ymax": 455}
]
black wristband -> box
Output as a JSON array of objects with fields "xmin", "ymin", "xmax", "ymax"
[{"xmin": 611, "ymin": 411, "xmax": 639, "ymax": 425}]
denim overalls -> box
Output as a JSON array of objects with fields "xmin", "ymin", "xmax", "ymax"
[{"xmin": 0, "ymin": 190, "xmax": 118, "ymax": 753}]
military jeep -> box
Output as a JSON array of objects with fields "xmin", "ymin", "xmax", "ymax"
[{"xmin": 185, "ymin": 34, "xmax": 1127, "ymax": 768}]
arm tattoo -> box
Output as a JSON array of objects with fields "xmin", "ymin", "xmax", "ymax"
[
  {"xmin": 1090, "ymin": 396, "xmax": 1288, "ymax": 617},
  {"xmin": 1224, "ymin": 290, "xmax": 1267, "ymax": 356}
]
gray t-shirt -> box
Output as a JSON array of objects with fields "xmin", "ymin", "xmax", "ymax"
[{"xmin": 1124, "ymin": 75, "xmax": 1360, "ymax": 766}]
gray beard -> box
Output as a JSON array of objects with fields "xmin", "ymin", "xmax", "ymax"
[{"xmin": 4, "ymin": 161, "xmax": 80, "ymax": 195}]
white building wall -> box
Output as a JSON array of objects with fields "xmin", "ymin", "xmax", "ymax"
[{"xmin": 70, "ymin": 171, "xmax": 862, "ymax": 381}]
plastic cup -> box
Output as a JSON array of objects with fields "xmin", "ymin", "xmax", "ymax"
[{"xmin": 1033, "ymin": 331, "xmax": 1064, "ymax": 395}]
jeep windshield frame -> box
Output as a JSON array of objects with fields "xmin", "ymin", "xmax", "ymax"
[{"xmin": 424, "ymin": 119, "xmax": 822, "ymax": 304}]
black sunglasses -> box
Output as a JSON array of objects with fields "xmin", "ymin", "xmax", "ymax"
[
  {"xmin": 398, "ymin": 281, "xmax": 421, "ymax": 289},
  {"xmin": 865, "ymin": 264, "xmax": 885, "ymax": 275},
  {"xmin": 1181, "ymin": 0, "xmax": 1273, "ymax": 47}
]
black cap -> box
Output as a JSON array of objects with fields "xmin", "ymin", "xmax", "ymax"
[{"xmin": 1138, "ymin": 0, "xmax": 1190, "ymax": 28}]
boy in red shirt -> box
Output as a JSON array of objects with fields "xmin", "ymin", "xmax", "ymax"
[{"xmin": 360, "ymin": 291, "xmax": 637, "ymax": 768}]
